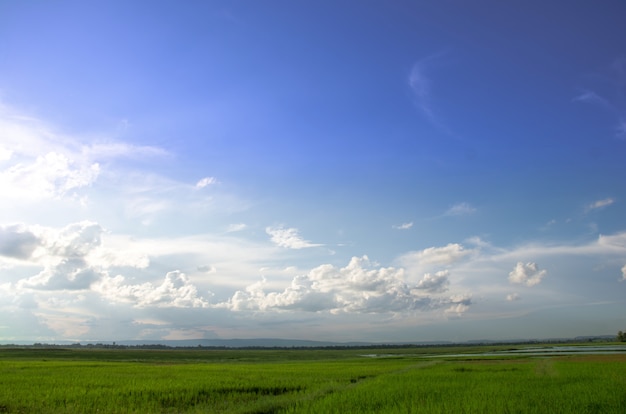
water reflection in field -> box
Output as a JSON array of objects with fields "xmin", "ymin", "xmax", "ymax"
[
  {"xmin": 360, "ymin": 345, "xmax": 626, "ymax": 359},
  {"xmin": 428, "ymin": 345, "xmax": 626, "ymax": 358}
]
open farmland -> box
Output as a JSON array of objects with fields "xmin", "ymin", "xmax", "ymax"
[{"xmin": 1, "ymin": 345, "xmax": 625, "ymax": 413}]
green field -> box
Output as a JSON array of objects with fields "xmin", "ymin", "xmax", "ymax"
[{"xmin": 1, "ymin": 345, "xmax": 625, "ymax": 413}]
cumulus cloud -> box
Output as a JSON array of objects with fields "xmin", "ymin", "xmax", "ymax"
[
  {"xmin": 586, "ymin": 198, "xmax": 614, "ymax": 212},
  {"xmin": 506, "ymin": 293, "xmax": 521, "ymax": 301},
  {"xmin": 17, "ymin": 221, "xmax": 105, "ymax": 290},
  {"xmin": 621, "ymin": 264, "xmax": 626, "ymax": 281},
  {"xmin": 21, "ymin": 259, "xmax": 102, "ymax": 291},
  {"xmin": 43, "ymin": 221, "xmax": 103, "ymax": 259},
  {"xmin": 266, "ymin": 226, "xmax": 322, "ymax": 249},
  {"xmin": 6, "ymin": 221, "xmax": 151, "ymax": 294},
  {"xmin": 445, "ymin": 202, "xmax": 476, "ymax": 216},
  {"xmin": 217, "ymin": 256, "xmax": 470, "ymax": 316},
  {"xmin": 392, "ymin": 222, "xmax": 413, "ymax": 230},
  {"xmin": 416, "ymin": 270, "xmax": 449, "ymax": 293},
  {"xmin": 94, "ymin": 271, "xmax": 209, "ymax": 308},
  {"xmin": 444, "ymin": 295, "xmax": 472, "ymax": 319},
  {"xmin": 196, "ymin": 176, "xmax": 217, "ymax": 188},
  {"xmin": 508, "ymin": 262, "xmax": 547, "ymax": 287}
]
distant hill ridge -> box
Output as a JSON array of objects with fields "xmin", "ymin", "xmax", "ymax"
[{"xmin": 0, "ymin": 335, "xmax": 617, "ymax": 348}]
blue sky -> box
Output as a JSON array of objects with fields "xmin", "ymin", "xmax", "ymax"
[{"xmin": 1, "ymin": 0, "xmax": 625, "ymax": 343}]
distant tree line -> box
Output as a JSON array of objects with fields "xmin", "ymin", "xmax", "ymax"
[{"xmin": 0, "ymin": 336, "xmax": 619, "ymax": 351}]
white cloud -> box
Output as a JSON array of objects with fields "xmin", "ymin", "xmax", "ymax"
[
  {"xmin": 508, "ymin": 262, "xmax": 547, "ymax": 287},
  {"xmin": 407, "ymin": 52, "xmax": 456, "ymax": 136},
  {"xmin": 506, "ymin": 293, "xmax": 521, "ymax": 301},
  {"xmin": 217, "ymin": 256, "xmax": 470, "ymax": 316},
  {"xmin": 575, "ymin": 58, "xmax": 626, "ymax": 139},
  {"xmin": 21, "ymin": 258, "xmax": 102, "ymax": 291},
  {"xmin": 464, "ymin": 236, "xmax": 491, "ymax": 248},
  {"xmin": 621, "ymin": 264, "xmax": 626, "ymax": 281},
  {"xmin": 227, "ymin": 223, "xmax": 247, "ymax": 232},
  {"xmin": 409, "ymin": 61, "xmax": 435, "ymax": 120},
  {"xmin": 586, "ymin": 198, "xmax": 614, "ymax": 212},
  {"xmin": 476, "ymin": 232, "xmax": 626, "ymax": 266},
  {"xmin": 266, "ymin": 226, "xmax": 322, "ymax": 249},
  {"xmin": 81, "ymin": 142, "xmax": 167, "ymax": 160},
  {"xmin": 0, "ymin": 152, "xmax": 100, "ymax": 200},
  {"xmin": 399, "ymin": 243, "xmax": 472, "ymax": 268},
  {"xmin": 197, "ymin": 264, "xmax": 217, "ymax": 274},
  {"xmin": 445, "ymin": 202, "xmax": 476, "ymax": 216},
  {"xmin": 93, "ymin": 271, "xmax": 209, "ymax": 308},
  {"xmin": 0, "ymin": 146, "xmax": 12, "ymax": 161},
  {"xmin": 5, "ymin": 218, "xmax": 626, "ymax": 341},
  {"xmin": 573, "ymin": 90, "xmax": 611, "ymax": 108},
  {"xmin": 0, "ymin": 105, "xmax": 172, "ymax": 206},
  {"xmin": 415, "ymin": 270, "xmax": 449, "ymax": 293},
  {"xmin": 0, "ymin": 107, "xmax": 63, "ymax": 158},
  {"xmin": 444, "ymin": 296, "xmax": 472, "ymax": 319},
  {"xmin": 2, "ymin": 221, "xmax": 152, "ymax": 294},
  {"xmin": 16, "ymin": 221, "xmax": 106, "ymax": 291},
  {"xmin": 392, "ymin": 222, "xmax": 413, "ymax": 230},
  {"xmin": 196, "ymin": 176, "xmax": 217, "ymax": 188}
]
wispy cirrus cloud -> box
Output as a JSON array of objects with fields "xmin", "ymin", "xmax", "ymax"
[
  {"xmin": 196, "ymin": 176, "xmax": 218, "ymax": 188},
  {"xmin": 445, "ymin": 202, "xmax": 476, "ymax": 216},
  {"xmin": 81, "ymin": 142, "xmax": 168, "ymax": 160},
  {"xmin": 573, "ymin": 90, "xmax": 611, "ymax": 108},
  {"xmin": 585, "ymin": 197, "xmax": 614, "ymax": 212},
  {"xmin": 266, "ymin": 226, "xmax": 322, "ymax": 249},
  {"xmin": 0, "ymin": 104, "xmax": 169, "ymax": 203},
  {"xmin": 575, "ymin": 57, "xmax": 626, "ymax": 139},
  {"xmin": 408, "ymin": 52, "xmax": 449, "ymax": 129},
  {"xmin": 399, "ymin": 243, "xmax": 473, "ymax": 268},
  {"xmin": 409, "ymin": 61, "xmax": 435, "ymax": 121},
  {"xmin": 226, "ymin": 223, "xmax": 247, "ymax": 233},
  {"xmin": 0, "ymin": 152, "xmax": 100, "ymax": 201},
  {"xmin": 392, "ymin": 222, "xmax": 413, "ymax": 230}
]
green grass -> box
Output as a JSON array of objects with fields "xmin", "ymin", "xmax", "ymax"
[
  {"xmin": 0, "ymin": 347, "xmax": 625, "ymax": 413},
  {"xmin": 287, "ymin": 356, "xmax": 626, "ymax": 413}
]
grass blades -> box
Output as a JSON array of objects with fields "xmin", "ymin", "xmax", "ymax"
[
  {"xmin": 1, "ymin": 347, "xmax": 625, "ymax": 413},
  {"xmin": 287, "ymin": 357, "xmax": 626, "ymax": 414}
]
